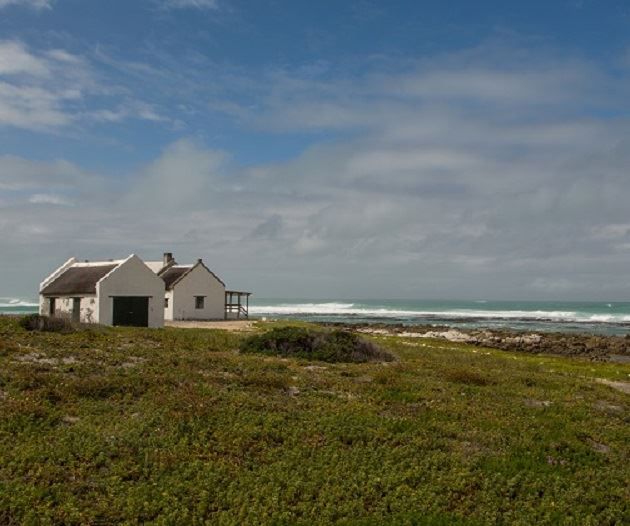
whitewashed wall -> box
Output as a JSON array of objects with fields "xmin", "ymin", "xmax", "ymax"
[
  {"xmin": 97, "ymin": 255, "xmax": 165, "ymax": 328},
  {"xmin": 164, "ymin": 289, "xmax": 174, "ymax": 320},
  {"xmin": 170, "ymin": 264, "xmax": 225, "ymax": 320},
  {"xmin": 39, "ymin": 257, "xmax": 77, "ymax": 319},
  {"xmin": 39, "ymin": 295, "xmax": 98, "ymax": 323},
  {"xmin": 39, "ymin": 296, "xmax": 47, "ymax": 317}
]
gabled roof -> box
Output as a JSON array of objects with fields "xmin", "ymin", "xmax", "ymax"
[
  {"xmin": 144, "ymin": 261, "xmax": 168, "ymax": 274},
  {"xmin": 159, "ymin": 260, "xmax": 226, "ymax": 290},
  {"xmin": 41, "ymin": 264, "xmax": 118, "ymax": 295},
  {"xmin": 160, "ymin": 265, "xmax": 192, "ymax": 290}
]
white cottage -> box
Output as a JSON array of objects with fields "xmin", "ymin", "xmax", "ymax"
[
  {"xmin": 146, "ymin": 252, "xmax": 251, "ymax": 320},
  {"xmin": 151, "ymin": 253, "xmax": 226, "ymax": 320},
  {"xmin": 39, "ymin": 255, "xmax": 165, "ymax": 328}
]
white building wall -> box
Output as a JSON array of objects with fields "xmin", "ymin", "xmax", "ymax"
[
  {"xmin": 39, "ymin": 295, "xmax": 47, "ymax": 317},
  {"xmin": 50, "ymin": 296, "xmax": 73, "ymax": 318},
  {"xmin": 39, "ymin": 257, "xmax": 77, "ymax": 318},
  {"xmin": 39, "ymin": 295, "xmax": 98, "ymax": 323},
  {"xmin": 97, "ymin": 255, "xmax": 165, "ymax": 328},
  {"xmin": 170, "ymin": 264, "xmax": 225, "ymax": 320},
  {"xmin": 80, "ymin": 296, "xmax": 99, "ymax": 323},
  {"xmin": 164, "ymin": 290, "xmax": 174, "ymax": 320}
]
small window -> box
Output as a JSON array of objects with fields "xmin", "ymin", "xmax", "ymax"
[
  {"xmin": 49, "ymin": 297, "xmax": 56, "ymax": 316},
  {"xmin": 195, "ymin": 296, "xmax": 205, "ymax": 309},
  {"xmin": 164, "ymin": 298, "xmax": 169, "ymax": 308}
]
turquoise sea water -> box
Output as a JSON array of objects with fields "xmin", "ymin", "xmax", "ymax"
[
  {"xmin": 249, "ymin": 298, "xmax": 630, "ymax": 336},
  {"xmin": 4, "ymin": 297, "xmax": 630, "ymax": 335},
  {"xmin": 0, "ymin": 298, "xmax": 39, "ymax": 317}
]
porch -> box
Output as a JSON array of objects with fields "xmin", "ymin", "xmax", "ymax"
[{"xmin": 225, "ymin": 290, "xmax": 251, "ymax": 319}]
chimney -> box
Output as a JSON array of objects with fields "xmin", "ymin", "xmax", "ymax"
[
  {"xmin": 197, "ymin": 258, "xmax": 203, "ymax": 264},
  {"xmin": 163, "ymin": 252, "xmax": 174, "ymax": 266}
]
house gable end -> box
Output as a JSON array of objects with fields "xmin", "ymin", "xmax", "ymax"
[
  {"xmin": 170, "ymin": 261, "xmax": 226, "ymax": 290},
  {"xmin": 97, "ymin": 254, "xmax": 165, "ymax": 293},
  {"xmin": 197, "ymin": 261, "xmax": 226, "ymax": 288}
]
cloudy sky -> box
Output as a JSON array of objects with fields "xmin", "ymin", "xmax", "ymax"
[{"xmin": 1, "ymin": 0, "xmax": 630, "ymax": 300}]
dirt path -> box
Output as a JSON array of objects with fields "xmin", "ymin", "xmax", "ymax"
[{"xmin": 165, "ymin": 320, "xmax": 255, "ymax": 332}]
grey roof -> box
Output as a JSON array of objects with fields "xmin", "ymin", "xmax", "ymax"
[
  {"xmin": 160, "ymin": 266, "xmax": 192, "ymax": 290},
  {"xmin": 160, "ymin": 261, "xmax": 227, "ymax": 290},
  {"xmin": 41, "ymin": 264, "xmax": 117, "ymax": 295}
]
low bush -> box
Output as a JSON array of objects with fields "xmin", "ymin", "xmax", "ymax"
[
  {"xmin": 18, "ymin": 314, "xmax": 75, "ymax": 333},
  {"xmin": 444, "ymin": 368, "xmax": 493, "ymax": 386},
  {"xmin": 240, "ymin": 326, "xmax": 395, "ymax": 363}
]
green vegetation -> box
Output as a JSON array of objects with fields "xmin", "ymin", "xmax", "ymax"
[
  {"xmin": 240, "ymin": 326, "xmax": 395, "ymax": 363},
  {"xmin": 0, "ymin": 316, "xmax": 628, "ymax": 525},
  {"xmin": 19, "ymin": 313, "xmax": 75, "ymax": 333}
]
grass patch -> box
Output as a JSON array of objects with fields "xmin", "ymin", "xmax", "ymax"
[
  {"xmin": 0, "ymin": 316, "xmax": 628, "ymax": 524},
  {"xmin": 240, "ymin": 326, "xmax": 395, "ymax": 363}
]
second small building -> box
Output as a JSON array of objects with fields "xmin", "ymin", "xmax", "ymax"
[{"xmin": 148, "ymin": 253, "xmax": 227, "ymax": 321}]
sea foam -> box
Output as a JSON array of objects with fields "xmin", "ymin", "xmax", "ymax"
[
  {"xmin": 249, "ymin": 302, "xmax": 630, "ymax": 324},
  {"xmin": 0, "ymin": 298, "xmax": 39, "ymax": 308}
]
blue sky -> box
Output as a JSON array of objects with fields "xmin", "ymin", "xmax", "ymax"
[{"xmin": 2, "ymin": 0, "xmax": 630, "ymax": 300}]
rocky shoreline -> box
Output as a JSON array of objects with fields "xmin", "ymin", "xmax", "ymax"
[{"xmin": 317, "ymin": 322, "xmax": 630, "ymax": 363}]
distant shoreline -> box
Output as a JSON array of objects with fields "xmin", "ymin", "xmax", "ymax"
[
  {"xmin": 3, "ymin": 310, "xmax": 629, "ymax": 362},
  {"xmin": 315, "ymin": 321, "xmax": 630, "ymax": 363},
  {"xmin": 6, "ymin": 298, "xmax": 630, "ymax": 337},
  {"xmin": 249, "ymin": 299, "xmax": 630, "ymax": 337}
]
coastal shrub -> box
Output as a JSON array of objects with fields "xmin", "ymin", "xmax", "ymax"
[
  {"xmin": 445, "ymin": 368, "xmax": 493, "ymax": 386},
  {"xmin": 240, "ymin": 326, "xmax": 395, "ymax": 363},
  {"xmin": 18, "ymin": 314, "xmax": 74, "ymax": 333}
]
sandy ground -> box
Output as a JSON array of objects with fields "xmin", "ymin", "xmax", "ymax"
[{"xmin": 165, "ymin": 320, "xmax": 255, "ymax": 332}]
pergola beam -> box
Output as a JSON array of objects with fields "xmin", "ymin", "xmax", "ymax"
[{"xmin": 224, "ymin": 290, "xmax": 252, "ymax": 319}]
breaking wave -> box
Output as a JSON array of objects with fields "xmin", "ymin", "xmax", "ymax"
[
  {"xmin": 249, "ymin": 302, "xmax": 630, "ymax": 324},
  {"xmin": 0, "ymin": 298, "xmax": 38, "ymax": 308}
]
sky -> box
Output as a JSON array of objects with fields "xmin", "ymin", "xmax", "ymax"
[{"xmin": 2, "ymin": 0, "xmax": 630, "ymax": 301}]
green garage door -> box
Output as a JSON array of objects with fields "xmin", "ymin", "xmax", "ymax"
[{"xmin": 112, "ymin": 297, "xmax": 149, "ymax": 327}]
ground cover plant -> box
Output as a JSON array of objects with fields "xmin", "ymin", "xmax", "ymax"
[
  {"xmin": 18, "ymin": 313, "xmax": 75, "ymax": 333},
  {"xmin": 240, "ymin": 326, "xmax": 395, "ymax": 363},
  {"xmin": 0, "ymin": 316, "xmax": 629, "ymax": 524}
]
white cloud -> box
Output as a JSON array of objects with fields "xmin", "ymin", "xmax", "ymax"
[
  {"xmin": 0, "ymin": 40, "xmax": 168, "ymax": 131},
  {"xmin": 0, "ymin": 0, "xmax": 52, "ymax": 9},
  {"xmin": 124, "ymin": 138, "xmax": 227, "ymax": 211},
  {"xmin": 0, "ymin": 40, "xmax": 87, "ymax": 129},
  {"xmin": 0, "ymin": 81, "xmax": 72, "ymax": 128},
  {"xmin": 28, "ymin": 193, "xmax": 72, "ymax": 206},
  {"xmin": 389, "ymin": 66, "xmax": 594, "ymax": 105},
  {"xmin": 45, "ymin": 49, "xmax": 83, "ymax": 64},
  {"xmin": 3, "ymin": 41, "xmax": 630, "ymax": 298},
  {"xmin": 591, "ymin": 224, "xmax": 630, "ymax": 240},
  {"xmin": 0, "ymin": 154, "xmax": 98, "ymax": 192},
  {"xmin": 86, "ymin": 100, "xmax": 168, "ymax": 124},
  {"xmin": 159, "ymin": 0, "xmax": 219, "ymax": 9},
  {"xmin": 0, "ymin": 41, "xmax": 49, "ymax": 76}
]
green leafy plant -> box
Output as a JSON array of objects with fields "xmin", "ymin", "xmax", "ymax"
[
  {"xmin": 18, "ymin": 314, "xmax": 75, "ymax": 333},
  {"xmin": 240, "ymin": 326, "xmax": 395, "ymax": 363},
  {"xmin": 0, "ymin": 316, "xmax": 628, "ymax": 525}
]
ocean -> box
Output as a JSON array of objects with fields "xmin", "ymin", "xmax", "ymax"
[
  {"xmin": 0, "ymin": 298, "xmax": 39, "ymax": 316},
  {"xmin": 248, "ymin": 299, "xmax": 630, "ymax": 336},
  {"xmin": 3, "ymin": 297, "xmax": 630, "ymax": 336}
]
